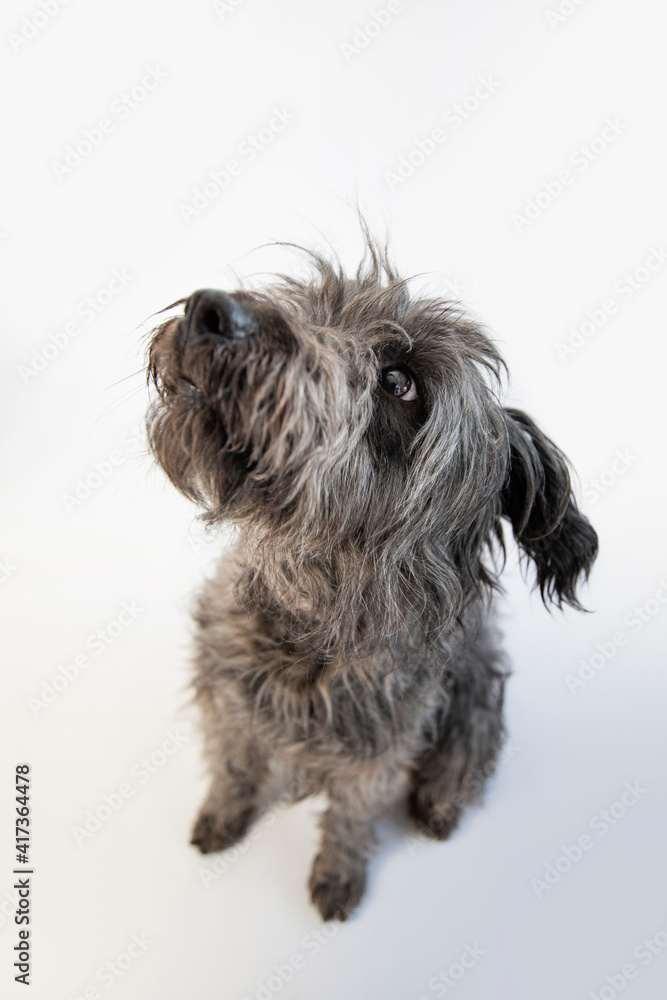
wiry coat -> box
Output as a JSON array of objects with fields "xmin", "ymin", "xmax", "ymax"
[{"xmin": 147, "ymin": 237, "xmax": 597, "ymax": 920}]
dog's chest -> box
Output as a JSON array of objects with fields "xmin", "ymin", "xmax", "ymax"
[{"xmin": 242, "ymin": 644, "xmax": 447, "ymax": 758}]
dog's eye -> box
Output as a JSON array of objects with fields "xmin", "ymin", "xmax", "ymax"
[{"xmin": 381, "ymin": 367, "xmax": 418, "ymax": 401}]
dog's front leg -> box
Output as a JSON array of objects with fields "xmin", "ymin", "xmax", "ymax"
[
  {"xmin": 190, "ymin": 710, "xmax": 268, "ymax": 855},
  {"xmin": 408, "ymin": 650, "xmax": 506, "ymax": 840},
  {"xmin": 309, "ymin": 761, "xmax": 403, "ymax": 922},
  {"xmin": 191, "ymin": 759, "xmax": 266, "ymax": 854},
  {"xmin": 309, "ymin": 803, "xmax": 372, "ymax": 921}
]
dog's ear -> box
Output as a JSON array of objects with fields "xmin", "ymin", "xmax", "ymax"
[{"xmin": 501, "ymin": 408, "xmax": 598, "ymax": 609}]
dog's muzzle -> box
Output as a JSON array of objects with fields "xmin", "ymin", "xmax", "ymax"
[{"xmin": 182, "ymin": 289, "xmax": 259, "ymax": 343}]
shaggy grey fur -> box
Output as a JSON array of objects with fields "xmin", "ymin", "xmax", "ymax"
[{"xmin": 146, "ymin": 234, "xmax": 597, "ymax": 920}]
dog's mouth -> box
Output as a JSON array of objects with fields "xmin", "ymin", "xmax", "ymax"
[
  {"xmin": 170, "ymin": 289, "xmax": 261, "ymax": 369},
  {"xmin": 149, "ymin": 289, "xmax": 265, "ymax": 396},
  {"xmin": 149, "ymin": 289, "xmax": 313, "ymax": 468},
  {"xmin": 148, "ymin": 288, "xmax": 357, "ymax": 503}
]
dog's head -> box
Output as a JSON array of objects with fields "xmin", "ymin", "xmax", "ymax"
[{"xmin": 147, "ymin": 239, "xmax": 597, "ymax": 647}]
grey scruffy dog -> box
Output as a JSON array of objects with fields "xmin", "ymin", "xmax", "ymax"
[{"xmin": 147, "ymin": 233, "xmax": 597, "ymax": 921}]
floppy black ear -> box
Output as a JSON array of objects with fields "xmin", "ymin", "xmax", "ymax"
[{"xmin": 501, "ymin": 408, "xmax": 598, "ymax": 609}]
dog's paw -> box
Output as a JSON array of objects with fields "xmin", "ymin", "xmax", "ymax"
[
  {"xmin": 308, "ymin": 859, "xmax": 366, "ymax": 922},
  {"xmin": 407, "ymin": 789, "xmax": 462, "ymax": 841},
  {"xmin": 190, "ymin": 806, "xmax": 255, "ymax": 854}
]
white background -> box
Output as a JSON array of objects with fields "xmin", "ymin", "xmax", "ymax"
[{"xmin": 2, "ymin": 1, "xmax": 666, "ymax": 998}]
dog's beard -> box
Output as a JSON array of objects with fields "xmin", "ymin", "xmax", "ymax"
[{"xmin": 147, "ymin": 313, "xmax": 376, "ymax": 532}]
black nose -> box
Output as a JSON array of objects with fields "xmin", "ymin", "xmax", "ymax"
[{"xmin": 184, "ymin": 289, "xmax": 258, "ymax": 341}]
